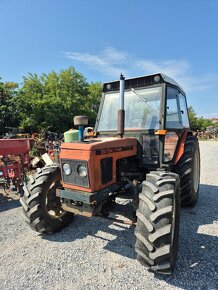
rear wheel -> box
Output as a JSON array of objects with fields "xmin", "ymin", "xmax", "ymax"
[
  {"xmin": 175, "ymin": 135, "xmax": 200, "ymax": 207},
  {"xmin": 135, "ymin": 171, "xmax": 180, "ymax": 274},
  {"xmin": 20, "ymin": 165, "xmax": 74, "ymax": 233}
]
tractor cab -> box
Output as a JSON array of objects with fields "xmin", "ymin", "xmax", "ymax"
[
  {"xmin": 97, "ymin": 73, "xmax": 189, "ymax": 134},
  {"xmin": 96, "ymin": 73, "xmax": 190, "ymax": 166}
]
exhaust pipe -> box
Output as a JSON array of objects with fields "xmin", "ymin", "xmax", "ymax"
[{"xmin": 117, "ymin": 73, "xmax": 125, "ymax": 138}]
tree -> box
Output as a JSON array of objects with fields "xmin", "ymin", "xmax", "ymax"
[
  {"xmin": 83, "ymin": 81, "xmax": 102, "ymax": 125},
  {"xmin": 0, "ymin": 79, "xmax": 19, "ymax": 135},
  {"xmin": 188, "ymin": 106, "xmax": 198, "ymax": 131},
  {"xmin": 15, "ymin": 67, "xmax": 102, "ymax": 132},
  {"xmin": 188, "ymin": 106, "xmax": 213, "ymax": 131}
]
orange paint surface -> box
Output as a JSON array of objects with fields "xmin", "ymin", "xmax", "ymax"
[
  {"xmin": 60, "ymin": 137, "xmax": 137, "ymax": 192},
  {"xmin": 175, "ymin": 130, "xmax": 189, "ymax": 164}
]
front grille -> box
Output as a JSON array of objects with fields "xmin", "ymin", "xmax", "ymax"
[
  {"xmin": 101, "ymin": 157, "xmax": 112, "ymax": 184},
  {"xmin": 61, "ymin": 159, "xmax": 89, "ymax": 188}
]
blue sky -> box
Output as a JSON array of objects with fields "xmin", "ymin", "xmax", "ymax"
[{"xmin": 0, "ymin": 0, "xmax": 218, "ymax": 118}]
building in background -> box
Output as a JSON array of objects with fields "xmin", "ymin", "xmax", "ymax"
[{"xmin": 211, "ymin": 118, "xmax": 218, "ymax": 124}]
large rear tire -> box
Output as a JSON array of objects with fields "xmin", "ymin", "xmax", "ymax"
[
  {"xmin": 175, "ymin": 135, "xmax": 200, "ymax": 207},
  {"xmin": 135, "ymin": 171, "xmax": 180, "ymax": 274},
  {"xmin": 20, "ymin": 165, "xmax": 74, "ymax": 233}
]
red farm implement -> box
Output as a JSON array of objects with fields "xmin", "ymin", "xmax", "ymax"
[{"xmin": 0, "ymin": 139, "xmax": 32, "ymax": 195}]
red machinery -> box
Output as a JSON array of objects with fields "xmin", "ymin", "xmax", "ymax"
[{"xmin": 0, "ymin": 139, "xmax": 32, "ymax": 195}]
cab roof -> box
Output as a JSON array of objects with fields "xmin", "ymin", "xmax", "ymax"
[{"xmin": 103, "ymin": 73, "xmax": 185, "ymax": 95}]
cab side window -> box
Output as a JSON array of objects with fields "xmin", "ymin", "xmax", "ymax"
[
  {"xmin": 179, "ymin": 93, "xmax": 190, "ymax": 128},
  {"xmin": 166, "ymin": 87, "xmax": 182, "ymax": 129}
]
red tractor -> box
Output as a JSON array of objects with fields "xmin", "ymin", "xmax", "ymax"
[{"xmin": 20, "ymin": 73, "xmax": 200, "ymax": 274}]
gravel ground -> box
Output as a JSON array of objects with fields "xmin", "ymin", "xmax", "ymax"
[{"xmin": 0, "ymin": 141, "xmax": 217, "ymax": 290}]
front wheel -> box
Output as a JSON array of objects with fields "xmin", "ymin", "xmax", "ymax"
[
  {"xmin": 135, "ymin": 171, "xmax": 180, "ymax": 274},
  {"xmin": 20, "ymin": 165, "xmax": 74, "ymax": 233}
]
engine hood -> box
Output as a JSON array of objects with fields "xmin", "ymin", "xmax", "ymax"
[{"xmin": 61, "ymin": 137, "xmax": 137, "ymax": 151}]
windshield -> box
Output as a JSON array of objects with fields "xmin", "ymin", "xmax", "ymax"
[{"xmin": 97, "ymin": 86, "xmax": 162, "ymax": 131}]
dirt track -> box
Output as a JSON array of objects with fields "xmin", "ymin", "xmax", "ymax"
[{"xmin": 0, "ymin": 141, "xmax": 217, "ymax": 290}]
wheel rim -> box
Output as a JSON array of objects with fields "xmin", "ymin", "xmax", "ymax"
[
  {"xmin": 193, "ymin": 151, "xmax": 200, "ymax": 192},
  {"xmin": 45, "ymin": 181, "xmax": 65, "ymax": 219}
]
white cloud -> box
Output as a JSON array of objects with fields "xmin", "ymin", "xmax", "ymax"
[
  {"xmin": 135, "ymin": 59, "xmax": 191, "ymax": 78},
  {"xmin": 64, "ymin": 47, "xmax": 218, "ymax": 93},
  {"xmin": 203, "ymin": 112, "xmax": 218, "ymax": 118},
  {"xmin": 136, "ymin": 58, "xmax": 218, "ymax": 92},
  {"xmin": 65, "ymin": 47, "xmax": 129, "ymax": 79}
]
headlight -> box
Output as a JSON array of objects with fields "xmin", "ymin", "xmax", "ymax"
[
  {"xmin": 63, "ymin": 163, "xmax": 71, "ymax": 175},
  {"xmin": 77, "ymin": 164, "xmax": 87, "ymax": 177}
]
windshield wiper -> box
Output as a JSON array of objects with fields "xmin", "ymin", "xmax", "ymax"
[{"xmin": 131, "ymin": 88, "xmax": 155, "ymax": 110}]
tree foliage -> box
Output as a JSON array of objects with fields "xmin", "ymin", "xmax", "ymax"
[
  {"xmin": 0, "ymin": 79, "xmax": 19, "ymax": 133},
  {"xmin": 188, "ymin": 106, "xmax": 216, "ymax": 131},
  {"xmin": 15, "ymin": 67, "xmax": 102, "ymax": 132}
]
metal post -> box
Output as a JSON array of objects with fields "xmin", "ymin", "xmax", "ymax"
[
  {"xmin": 118, "ymin": 74, "xmax": 125, "ymax": 138},
  {"xmin": 78, "ymin": 126, "xmax": 84, "ymax": 142},
  {"xmin": 119, "ymin": 73, "xmax": 125, "ymax": 110}
]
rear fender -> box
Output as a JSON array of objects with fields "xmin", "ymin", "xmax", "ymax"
[{"xmin": 174, "ymin": 130, "xmax": 192, "ymax": 164}]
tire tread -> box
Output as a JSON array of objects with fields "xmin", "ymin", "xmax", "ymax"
[{"xmin": 135, "ymin": 171, "xmax": 180, "ymax": 274}]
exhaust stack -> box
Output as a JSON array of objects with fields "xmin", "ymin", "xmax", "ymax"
[{"xmin": 117, "ymin": 74, "xmax": 125, "ymax": 138}]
